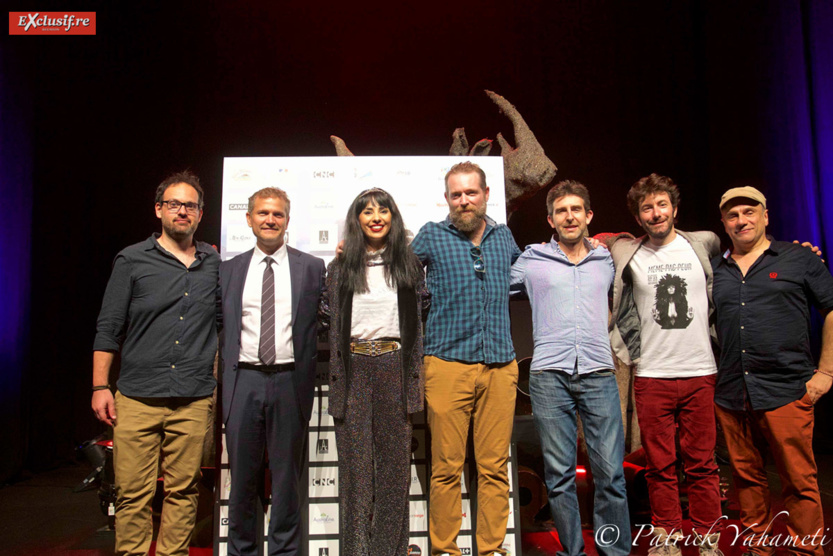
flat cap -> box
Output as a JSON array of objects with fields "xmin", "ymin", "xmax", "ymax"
[{"xmin": 719, "ymin": 186, "xmax": 767, "ymax": 210}]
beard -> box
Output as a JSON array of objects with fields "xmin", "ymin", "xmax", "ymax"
[
  {"xmin": 449, "ymin": 203, "xmax": 487, "ymax": 233},
  {"xmin": 642, "ymin": 218, "xmax": 672, "ymax": 241},
  {"xmin": 162, "ymin": 218, "xmax": 198, "ymax": 241}
]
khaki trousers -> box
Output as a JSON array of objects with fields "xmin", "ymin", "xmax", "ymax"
[
  {"xmin": 424, "ymin": 356, "xmax": 518, "ymax": 556},
  {"xmin": 113, "ymin": 392, "xmax": 212, "ymax": 556}
]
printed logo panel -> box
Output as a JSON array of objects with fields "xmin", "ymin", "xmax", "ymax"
[
  {"xmin": 409, "ymin": 499, "xmax": 428, "ymax": 533},
  {"xmin": 309, "ymin": 502, "xmax": 339, "ymax": 536},
  {"xmin": 407, "ymin": 538, "xmax": 428, "ymax": 555},
  {"xmin": 409, "ymin": 463, "xmax": 427, "ymax": 496},
  {"xmin": 309, "ymin": 465, "xmax": 338, "ymax": 498},
  {"xmin": 218, "ymin": 504, "xmax": 229, "ymax": 538},
  {"xmin": 220, "ymin": 467, "xmax": 232, "ymax": 500},
  {"xmin": 309, "ymin": 540, "xmax": 339, "ymax": 556},
  {"xmin": 460, "ymin": 498, "xmax": 472, "ymax": 531},
  {"xmin": 310, "ymin": 396, "xmax": 334, "ymax": 428},
  {"xmin": 309, "ymin": 430, "xmax": 338, "ymax": 462}
]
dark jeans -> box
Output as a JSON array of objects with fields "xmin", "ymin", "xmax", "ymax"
[{"xmin": 530, "ymin": 369, "xmax": 631, "ymax": 556}]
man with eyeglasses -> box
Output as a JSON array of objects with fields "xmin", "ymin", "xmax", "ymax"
[
  {"xmin": 92, "ymin": 171, "xmax": 219, "ymax": 556},
  {"xmin": 410, "ymin": 161, "xmax": 521, "ymax": 556}
]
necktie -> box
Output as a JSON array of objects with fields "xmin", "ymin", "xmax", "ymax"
[{"xmin": 259, "ymin": 257, "xmax": 276, "ymax": 365}]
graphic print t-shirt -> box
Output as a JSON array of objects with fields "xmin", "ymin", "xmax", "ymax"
[{"xmin": 628, "ymin": 234, "xmax": 717, "ymax": 378}]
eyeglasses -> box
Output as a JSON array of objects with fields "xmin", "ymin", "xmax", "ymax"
[
  {"xmin": 470, "ymin": 246, "xmax": 486, "ymax": 274},
  {"xmin": 160, "ymin": 200, "xmax": 201, "ymax": 214}
]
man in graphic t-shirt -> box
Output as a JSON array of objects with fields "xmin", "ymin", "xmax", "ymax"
[{"xmin": 610, "ymin": 174, "xmax": 723, "ymax": 556}]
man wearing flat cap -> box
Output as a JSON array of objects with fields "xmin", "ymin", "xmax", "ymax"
[{"xmin": 711, "ymin": 186, "xmax": 833, "ymax": 555}]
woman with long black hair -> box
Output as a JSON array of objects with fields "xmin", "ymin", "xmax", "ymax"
[{"xmin": 321, "ymin": 187, "xmax": 427, "ymax": 555}]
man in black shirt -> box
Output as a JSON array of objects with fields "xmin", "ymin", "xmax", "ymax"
[
  {"xmin": 712, "ymin": 186, "xmax": 833, "ymax": 556},
  {"xmin": 92, "ymin": 171, "xmax": 220, "ymax": 556}
]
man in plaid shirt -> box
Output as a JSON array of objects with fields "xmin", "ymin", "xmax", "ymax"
[{"xmin": 410, "ymin": 161, "xmax": 522, "ymax": 556}]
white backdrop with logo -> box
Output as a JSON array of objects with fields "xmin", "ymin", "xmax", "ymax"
[{"xmin": 216, "ymin": 156, "xmax": 521, "ymax": 556}]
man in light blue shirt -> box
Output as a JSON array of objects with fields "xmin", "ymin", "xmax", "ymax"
[{"xmin": 510, "ymin": 180, "xmax": 630, "ymax": 556}]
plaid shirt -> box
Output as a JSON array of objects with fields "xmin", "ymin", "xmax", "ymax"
[{"xmin": 411, "ymin": 215, "xmax": 521, "ymax": 364}]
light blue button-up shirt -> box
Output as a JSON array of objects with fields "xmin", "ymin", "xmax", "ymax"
[{"xmin": 510, "ymin": 237, "xmax": 615, "ymax": 373}]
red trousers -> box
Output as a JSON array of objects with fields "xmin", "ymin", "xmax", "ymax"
[
  {"xmin": 634, "ymin": 375, "xmax": 723, "ymax": 535},
  {"xmin": 715, "ymin": 394, "xmax": 824, "ymax": 556}
]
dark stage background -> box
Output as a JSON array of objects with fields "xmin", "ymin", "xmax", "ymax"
[{"xmin": 1, "ymin": 1, "xmax": 832, "ymax": 482}]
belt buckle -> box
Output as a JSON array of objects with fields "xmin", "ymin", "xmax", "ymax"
[{"xmin": 369, "ymin": 340, "xmax": 381, "ymax": 356}]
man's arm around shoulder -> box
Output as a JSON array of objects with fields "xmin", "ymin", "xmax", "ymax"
[{"xmin": 409, "ymin": 222, "xmax": 434, "ymax": 266}]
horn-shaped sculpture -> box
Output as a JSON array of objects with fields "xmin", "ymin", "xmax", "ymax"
[{"xmin": 330, "ymin": 90, "xmax": 557, "ymax": 214}]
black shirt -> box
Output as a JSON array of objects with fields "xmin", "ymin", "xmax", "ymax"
[
  {"xmin": 711, "ymin": 240, "xmax": 833, "ymax": 411},
  {"xmin": 93, "ymin": 234, "xmax": 220, "ymax": 398}
]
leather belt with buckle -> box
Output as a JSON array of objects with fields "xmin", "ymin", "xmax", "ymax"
[
  {"xmin": 237, "ymin": 362, "xmax": 295, "ymax": 373},
  {"xmin": 349, "ymin": 338, "xmax": 401, "ymax": 356}
]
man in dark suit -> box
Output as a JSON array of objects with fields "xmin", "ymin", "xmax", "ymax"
[{"xmin": 219, "ymin": 187, "xmax": 325, "ymax": 556}]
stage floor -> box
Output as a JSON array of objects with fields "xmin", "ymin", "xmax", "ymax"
[{"xmin": 1, "ymin": 458, "xmax": 831, "ymax": 555}]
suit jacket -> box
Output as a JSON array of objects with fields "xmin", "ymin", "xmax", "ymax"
[
  {"xmin": 322, "ymin": 259, "xmax": 427, "ymax": 420},
  {"xmin": 608, "ymin": 230, "xmax": 721, "ymax": 366},
  {"xmin": 218, "ymin": 246, "xmax": 326, "ymax": 423}
]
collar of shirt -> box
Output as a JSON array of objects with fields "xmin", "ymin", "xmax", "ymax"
[
  {"xmin": 720, "ymin": 235, "xmax": 779, "ymax": 262},
  {"xmin": 146, "ymin": 233, "xmax": 211, "ymax": 260},
  {"xmin": 252, "ymin": 242, "xmax": 288, "ymax": 267},
  {"xmin": 548, "ymin": 236, "xmax": 606, "ymax": 263}
]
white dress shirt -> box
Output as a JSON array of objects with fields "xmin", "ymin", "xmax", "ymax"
[{"xmin": 239, "ymin": 244, "xmax": 294, "ymax": 364}]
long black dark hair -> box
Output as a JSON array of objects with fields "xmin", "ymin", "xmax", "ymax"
[{"xmin": 338, "ymin": 188, "xmax": 423, "ymax": 294}]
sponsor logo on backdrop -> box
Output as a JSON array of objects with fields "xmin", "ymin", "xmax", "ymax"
[
  {"xmin": 9, "ymin": 12, "xmax": 95, "ymax": 35},
  {"xmin": 319, "ymin": 549, "xmax": 329, "ymax": 556},
  {"xmin": 407, "ymin": 545, "xmax": 422, "ymax": 556},
  {"xmin": 311, "ymin": 477, "xmax": 336, "ymax": 487},
  {"xmin": 312, "ymin": 513, "xmax": 335, "ymax": 524},
  {"xmin": 232, "ymin": 170, "xmax": 252, "ymax": 180},
  {"xmin": 313, "ymin": 171, "xmax": 335, "ymax": 179},
  {"xmin": 319, "ymin": 230, "xmax": 329, "ymax": 244},
  {"xmin": 221, "ymin": 517, "xmax": 229, "ymax": 526},
  {"xmin": 229, "ymin": 203, "xmax": 248, "ymax": 210},
  {"xmin": 317, "ymin": 439, "xmax": 329, "ymax": 454},
  {"xmin": 461, "ymin": 548, "xmax": 472, "ymax": 555}
]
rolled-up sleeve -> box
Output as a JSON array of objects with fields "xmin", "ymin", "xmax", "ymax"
[
  {"xmin": 510, "ymin": 251, "xmax": 528, "ymax": 294},
  {"xmin": 93, "ymin": 254, "xmax": 132, "ymax": 352}
]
